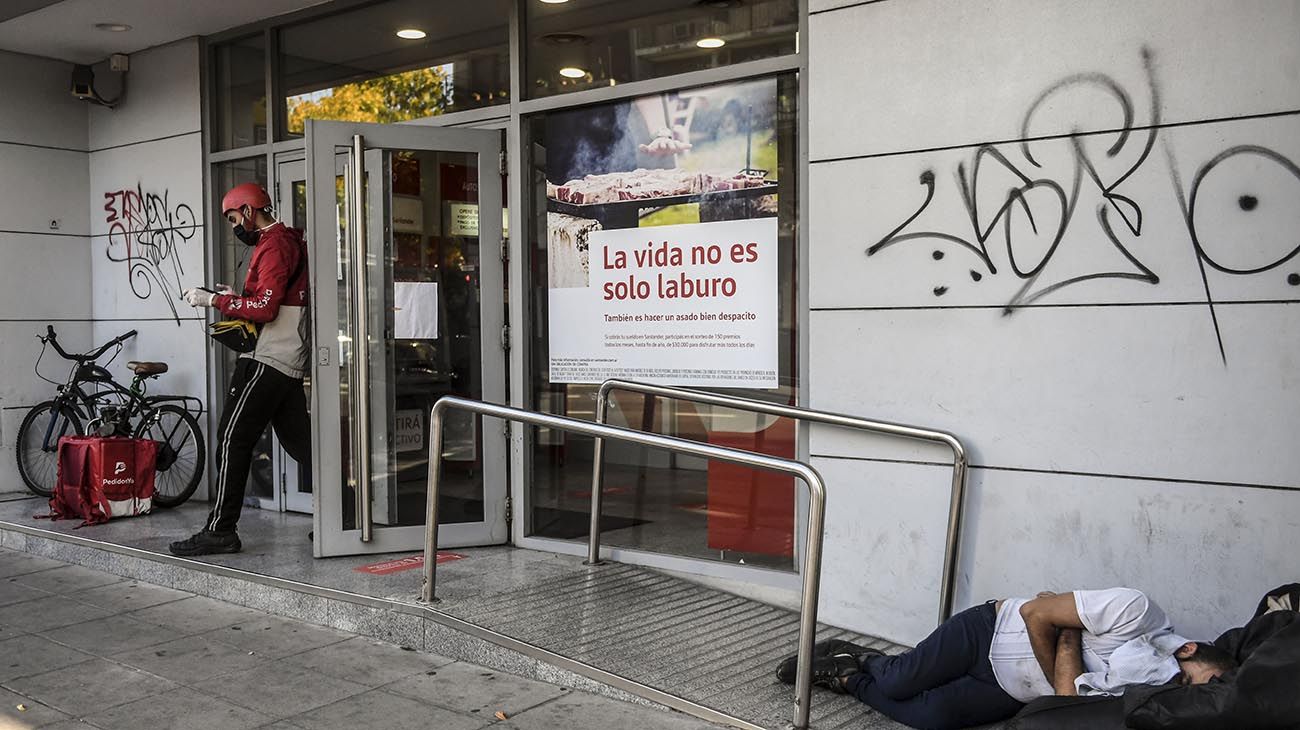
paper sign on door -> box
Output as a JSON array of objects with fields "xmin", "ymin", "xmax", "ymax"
[{"xmin": 394, "ymin": 281, "xmax": 438, "ymax": 339}]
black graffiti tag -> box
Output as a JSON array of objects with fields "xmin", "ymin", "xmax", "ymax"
[
  {"xmin": 867, "ymin": 48, "xmax": 1300, "ymax": 363},
  {"xmin": 104, "ymin": 184, "xmax": 197, "ymax": 325}
]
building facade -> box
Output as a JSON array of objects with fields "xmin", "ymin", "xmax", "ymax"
[{"xmin": 1, "ymin": 0, "xmax": 1296, "ymax": 647}]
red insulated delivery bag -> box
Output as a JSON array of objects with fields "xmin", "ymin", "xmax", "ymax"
[{"xmin": 48, "ymin": 435, "xmax": 157, "ymax": 526}]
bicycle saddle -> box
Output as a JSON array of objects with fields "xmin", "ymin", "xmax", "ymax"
[{"xmin": 126, "ymin": 361, "xmax": 168, "ymax": 375}]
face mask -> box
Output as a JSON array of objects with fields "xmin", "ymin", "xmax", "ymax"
[
  {"xmin": 233, "ymin": 223, "xmax": 260, "ymax": 246},
  {"xmin": 232, "ymin": 208, "xmax": 276, "ymax": 246}
]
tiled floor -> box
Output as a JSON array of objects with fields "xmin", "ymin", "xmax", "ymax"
[
  {"xmin": 0, "ymin": 547, "xmax": 724, "ymax": 730},
  {"xmin": 0, "ymin": 496, "xmax": 955, "ymax": 729}
]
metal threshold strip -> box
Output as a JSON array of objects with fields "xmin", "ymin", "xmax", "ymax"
[{"xmin": 0, "ymin": 518, "xmax": 770, "ymax": 729}]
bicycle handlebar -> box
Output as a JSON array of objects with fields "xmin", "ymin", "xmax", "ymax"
[{"xmin": 43, "ymin": 326, "xmax": 137, "ymax": 362}]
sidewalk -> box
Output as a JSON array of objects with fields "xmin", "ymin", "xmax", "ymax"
[{"xmin": 0, "ymin": 547, "xmax": 722, "ymax": 730}]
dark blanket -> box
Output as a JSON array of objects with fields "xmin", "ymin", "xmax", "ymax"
[
  {"xmin": 1008, "ymin": 607, "xmax": 1300, "ymax": 730},
  {"xmin": 1125, "ymin": 610, "xmax": 1300, "ymax": 729}
]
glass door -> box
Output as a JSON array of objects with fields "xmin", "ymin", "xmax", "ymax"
[
  {"xmin": 305, "ymin": 120, "xmax": 506, "ymax": 557},
  {"xmin": 273, "ymin": 156, "xmax": 313, "ymax": 514}
]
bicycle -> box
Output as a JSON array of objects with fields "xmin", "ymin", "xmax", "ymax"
[{"xmin": 14, "ymin": 325, "xmax": 206, "ymax": 508}]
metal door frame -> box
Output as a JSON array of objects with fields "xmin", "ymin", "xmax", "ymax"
[{"xmin": 305, "ymin": 118, "xmax": 507, "ymax": 557}]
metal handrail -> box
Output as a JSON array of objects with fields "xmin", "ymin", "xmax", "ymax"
[
  {"xmin": 589, "ymin": 379, "xmax": 969, "ymax": 626},
  {"xmin": 423, "ymin": 396, "xmax": 828, "ymax": 730}
]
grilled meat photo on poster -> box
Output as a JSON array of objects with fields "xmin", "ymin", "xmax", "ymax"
[{"xmin": 543, "ymin": 77, "xmax": 779, "ymax": 291}]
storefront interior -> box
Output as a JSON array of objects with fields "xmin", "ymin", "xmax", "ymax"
[{"xmin": 206, "ymin": 0, "xmax": 807, "ymax": 583}]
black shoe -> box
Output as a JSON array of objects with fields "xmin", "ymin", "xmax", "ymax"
[
  {"xmin": 775, "ymin": 643, "xmax": 885, "ymax": 687},
  {"xmin": 813, "ymin": 639, "xmax": 876, "ymax": 658},
  {"xmin": 169, "ymin": 530, "xmax": 241, "ymax": 556}
]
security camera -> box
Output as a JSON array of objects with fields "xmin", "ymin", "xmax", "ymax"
[
  {"xmin": 70, "ymin": 58, "xmax": 127, "ymax": 108},
  {"xmin": 71, "ymin": 65, "xmax": 95, "ymax": 99}
]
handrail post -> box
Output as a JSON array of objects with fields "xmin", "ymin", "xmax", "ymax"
[
  {"xmin": 421, "ymin": 401, "xmax": 446, "ymax": 603},
  {"xmin": 938, "ymin": 442, "xmax": 967, "ymax": 622},
  {"xmin": 585, "ymin": 388, "xmax": 610, "ymax": 565},
  {"xmin": 792, "ymin": 469, "xmax": 826, "ymax": 730}
]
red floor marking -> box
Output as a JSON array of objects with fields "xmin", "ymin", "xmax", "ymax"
[{"xmin": 354, "ymin": 552, "xmax": 466, "ymax": 575}]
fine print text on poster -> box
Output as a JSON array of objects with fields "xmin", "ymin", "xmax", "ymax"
[{"xmin": 545, "ymin": 77, "xmax": 781, "ymax": 388}]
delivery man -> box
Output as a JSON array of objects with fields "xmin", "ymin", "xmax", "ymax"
[{"xmin": 171, "ymin": 182, "xmax": 310, "ymax": 555}]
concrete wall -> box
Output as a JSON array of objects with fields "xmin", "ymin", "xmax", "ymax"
[
  {"xmin": 0, "ymin": 40, "xmax": 209, "ymax": 497},
  {"xmin": 806, "ymin": 0, "xmax": 1300, "ymax": 644},
  {"xmin": 0, "ymin": 50, "xmax": 91, "ymax": 495},
  {"xmin": 86, "ymin": 39, "xmax": 210, "ymax": 499}
]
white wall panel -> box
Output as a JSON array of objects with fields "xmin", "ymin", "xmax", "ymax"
[
  {"xmin": 0, "ymin": 51, "xmax": 88, "ymax": 151},
  {"xmin": 0, "ymin": 320, "xmax": 93, "ymax": 412},
  {"xmin": 956, "ymin": 469, "xmax": 1298, "ymax": 643},
  {"xmin": 88, "ymin": 39, "xmax": 201, "ymax": 150},
  {"xmin": 88, "ymin": 132, "xmax": 205, "ymax": 322},
  {"xmin": 812, "ymin": 457, "xmax": 953, "ymax": 645},
  {"xmin": 804, "ymin": 0, "xmax": 1299, "ymax": 642},
  {"xmin": 0, "ymin": 52, "xmax": 92, "ymax": 492},
  {"xmin": 0, "ymin": 233, "xmax": 91, "ymax": 319},
  {"xmin": 809, "ymin": 113, "xmax": 1300, "ymax": 310},
  {"xmin": 809, "ymin": 0, "xmax": 1300, "ymax": 160},
  {"xmin": 813, "ymin": 457, "xmax": 1298, "ymax": 645},
  {"xmin": 808, "ymin": 306, "xmax": 1300, "ymax": 488},
  {"xmin": 0, "ymin": 320, "xmax": 93, "ymax": 494},
  {"xmin": 0, "ymin": 144, "xmax": 91, "ymax": 236}
]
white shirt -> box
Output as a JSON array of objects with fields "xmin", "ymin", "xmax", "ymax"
[{"xmin": 988, "ymin": 588, "xmax": 1173, "ymax": 702}]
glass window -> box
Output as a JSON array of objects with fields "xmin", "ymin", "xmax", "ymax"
[
  {"xmin": 525, "ymin": 74, "xmax": 800, "ymax": 570},
  {"xmin": 526, "ymin": 0, "xmax": 798, "ymax": 99},
  {"xmin": 212, "ymin": 35, "xmax": 267, "ymax": 150},
  {"xmin": 278, "ymin": 0, "xmax": 510, "ymax": 138}
]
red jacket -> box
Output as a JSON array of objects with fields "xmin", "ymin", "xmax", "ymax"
[
  {"xmin": 215, "ymin": 224, "xmax": 310, "ymax": 378},
  {"xmin": 215, "ymin": 224, "xmax": 308, "ymax": 322}
]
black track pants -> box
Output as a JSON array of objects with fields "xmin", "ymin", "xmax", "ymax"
[{"xmin": 205, "ymin": 359, "xmax": 310, "ymax": 533}]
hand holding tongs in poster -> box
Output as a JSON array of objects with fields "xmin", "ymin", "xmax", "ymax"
[{"xmin": 636, "ymin": 96, "xmax": 693, "ymax": 161}]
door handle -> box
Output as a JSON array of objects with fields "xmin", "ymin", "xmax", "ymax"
[{"xmin": 352, "ymin": 134, "xmax": 374, "ymax": 543}]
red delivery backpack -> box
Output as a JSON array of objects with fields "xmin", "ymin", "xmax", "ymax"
[{"xmin": 46, "ymin": 435, "xmax": 157, "ymax": 526}]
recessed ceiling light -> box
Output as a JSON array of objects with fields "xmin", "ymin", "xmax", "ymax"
[
  {"xmin": 696, "ymin": 37, "xmax": 726, "ymax": 49},
  {"xmin": 541, "ymin": 33, "xmax": 588, "ymax": 46},
  {"xmin": 559, "ymin": 67, "xmax": 586, "ymax": 79},
  {"xmin": 94, "ymin": 23, "xmax": 132, "ymax": 32},
  {"xmin": 539, "ymin": 0, "xmax": 570, "ymax": 4},
  {"xmin": 395, "ymin": 28, "xmax": 427, "ymax": 40}
]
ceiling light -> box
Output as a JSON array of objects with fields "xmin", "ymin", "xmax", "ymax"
[
  {"xmin": 395, "ymin": 28, "xmax": 427, "ymax": 40},
  {"xmin": 94, "ymin": 23, "xmax": 132, "ymax": 32},
  {"xmin": 541, "ymin": 33, "xmax": 588, "ymax": 46},
  {"xmin": 559, "ymin": 67, "xmax": 586, "ymax": 79},
  {"xmin": 696, "ymin": 37, "xmax": 726, "ymax": 49},
  {"xmin": 539, "ymin": 0, "xmax": 570, "ymax": 4}
]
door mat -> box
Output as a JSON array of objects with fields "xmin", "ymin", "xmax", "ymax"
[{"xmin": 531, "ymin": 506, "xmax": 648, "ymax": 540}]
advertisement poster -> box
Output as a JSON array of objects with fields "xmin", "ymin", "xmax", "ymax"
[{"xmin": 545, "ymin": 77, "xmax": 780, "ymax": 388}]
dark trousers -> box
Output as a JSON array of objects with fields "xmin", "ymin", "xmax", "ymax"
[
  {"xmin": 844, "ymin": 602, "xmax": 1024, "ymax": 730},
  {"xmin": 206, "ymin": 359, "xmax": 310, "ymax": 533}
]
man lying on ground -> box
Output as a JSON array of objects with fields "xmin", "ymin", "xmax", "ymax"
[{"xmin": 775, "ymin": 588, "xmax": 1236, "ymax": 730}]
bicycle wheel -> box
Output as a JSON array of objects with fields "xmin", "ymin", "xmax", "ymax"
[
  {"xmin": 134, "ymin": 404, "xmax": 205, "ymax": 508},
  {"xmin": 15, "ymin": 400, "xmax": 84, "ymax": 498}
]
